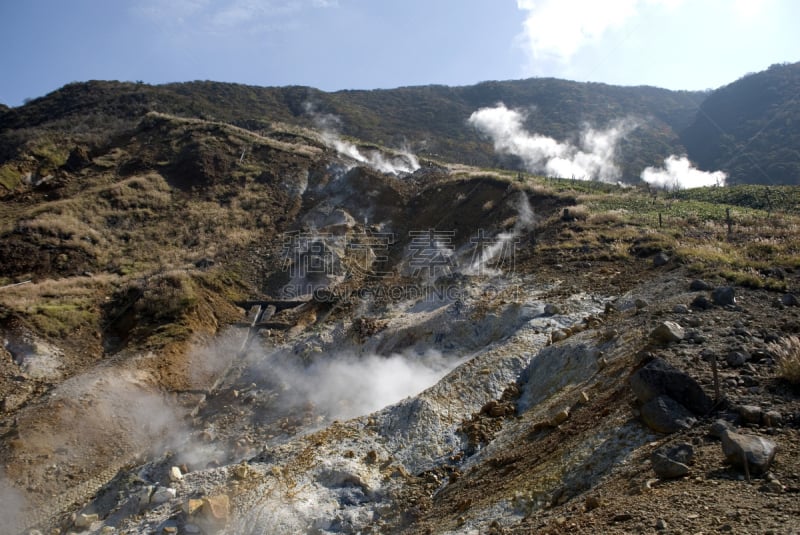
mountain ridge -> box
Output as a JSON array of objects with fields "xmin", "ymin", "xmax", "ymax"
[
  {"xmin": 1, "ymin": 77, "xmax": 706, "ymax": 185},
  {"xmin": 1, "ymin": 62, "xmax": 799, "ymax": 189}
]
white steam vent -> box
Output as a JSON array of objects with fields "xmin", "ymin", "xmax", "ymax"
[
  {"xmin": 305, "ymin": 102, "xmax": 420, "ymax": 175},
  {"xmin": 468, "ymin": 103, "xmax": 635, "ymax": 182},
  {"xmin": 641, "ymin": 154, "xmax": 727, "ymax": 189}
]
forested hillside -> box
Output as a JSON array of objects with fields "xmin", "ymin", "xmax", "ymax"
[
  {"xmin": 681, "ymin": 62, "xmax": 800, "ymax": 185},
  {"xmin": 0, "ymin": 78, "xmax": 703, "ymax": 185},
  {"xmin": 2, "ymin": 61, "xmax": 799, "ymax": 186}
]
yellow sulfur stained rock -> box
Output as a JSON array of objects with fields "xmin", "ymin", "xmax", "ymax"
[
  {"xmin": 232, "ymin": 463, "xmax": 250, "ymax": 480},
  {"xmin": 549, "ymin": 408, "xmax": 570, "ymax": 426},
  {"xmin": 183, "ymin": 498, "xmax": 204, "ymax": 516},
  {"xmin": 202, "ymin": 494, "xmax": 231, "ymax": 524}
]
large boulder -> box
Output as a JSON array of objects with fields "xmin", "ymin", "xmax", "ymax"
[
  {"xmin": 726, "ymin": 350, "xmax": 750, "ymax": 367},
  {"xmin": 720, "ymin": 430, "xmax": 777, "ymax": 474},
  {"xmin": 650, "ymin": 322, "xmax": 685, "ymax": 344},
  {"xmin": 691, "ymin": 295, "xmax": 713, "ymax": 310},
  {"xmin": 651, "ymin": 443, "xmax": 694, "ymax": 479},
  {"xmin": 781, "ymin": 293, "xmax": 798, "ymax": 307},
  {"xmin": 640, "ymin": 395, "xmax": 697, "ymax": 434},
  {"xmin": 689, "ymin": 279, "xmax": 713, "ymax": 291},
  {"xmin": 711, "ymin": 286, "xmax": 736, "ymax": 307},
  {"xmin": 630, "ymin": 358, "xmax": 713, "ymax": 415}
]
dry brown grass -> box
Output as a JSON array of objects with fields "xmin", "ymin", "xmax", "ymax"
[
  {"xmin": 0, "ymin": 274, "xmax": 118, "ymax": 337},
  {"xmin": 562, "ymin": 204, "xmax": 589, "ymax": 220},
  {"xmin": 768, "ymin": 335, "xmax": 800, "ymax": 384},
  {"xmin": 588, "ymin": 211, "xmax": 625, "ymax": 226},
  {"xmin": 146, "ymin": 112, "xmax": 323, "ymax": 158}
]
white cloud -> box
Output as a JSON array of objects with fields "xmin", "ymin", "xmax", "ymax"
[
  {"xmin": 134, "ymin": 0, "xmax": 336, "ymax": 34},
  {"xmin": 468, "ymin": 103, "xmax": 635, "ymax": 181},
  {"xmin": 516, "ymin": 0, "xmax": 683, "ymax": 63},
  {"xmin": 641, "ymin": 155, "xmax": 727, "ymax": 189},
  {"xmin": 517, "ymin": 0, "xmax": 638, "ymax": 62},
  {"xmin": 133, "ymin": 0, "xmax": 210, "ymax": 24},
  {"xmin": 733, "ymin": 0, "xmax": 770, "ymax": 19}
]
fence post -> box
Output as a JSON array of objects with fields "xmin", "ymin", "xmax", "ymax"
[{"xmin": 726, "ymin": 208, "xmax": 733, "ymax": 235}]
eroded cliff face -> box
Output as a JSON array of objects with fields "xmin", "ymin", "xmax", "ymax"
[
  {"xmin": 64, "ymin": 264, "xmax": 800, "ymax": 535},
  {"xmin": 61, "ymin": 269, "xmax": 621, "ymax": 535}
]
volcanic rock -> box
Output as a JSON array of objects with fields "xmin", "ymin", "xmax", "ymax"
[
  {"xmin": 689, "ymin": 279, "xmax": 713, "ymax": 291},
  {"xmin": 691, "ymin": 295, "xmax": 713, "ymax": 310},
  {"xmin": 711, "ymin": 286, "xmax": 736, "ymax": 306},
  {"xmin": 640, "ymin": 395, "xmax": 697, "ymax": 434},
  {"xmin": 650, "ymin": 321, "xmax": 685, "ymax": 344},
  {"xmin": 737, "ymin": 405, "xmax": 762, "ymax": 425},
  {"xmin": 726, "ymin": 350, "xmax": 750, "ymax": 367},
  {"xmin": 651, "ymin": 442, "xmax": 694, "ymax": 478},
  {"xmin": 630, "ymin": 357, "xmax": 712, "ymax": 415},
  {"xmin": 151, "ymin": 486, "xmax": 176, "ymax": 505},
  {"xmin": 763, "ymin": 410, "xmax": 782, "ymax": 427},
  {"xmin": 720, "ymin": 430, "xmax": 777, "ymax": 474},
  {"xmin": 653, "ymin": 252, "xmax": 670, "ymax": 267},
  {"xmin": 781, "ymin": 293, "xmax": 799, "ymax": 306}
]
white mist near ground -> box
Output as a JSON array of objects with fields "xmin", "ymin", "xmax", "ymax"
[
  {"xmin": 466, "ymin": 191, "xmax": 536, "ymax": 275},
  {"xmin": 186, "ymin": 327, "xmax": 244, "ymax": 388},
  {"xmin": 0, "ymin": 470, "xmax": 27, "ymax": 535},
  {"xmin": 269, "ymin": 349, "xmax": 458, "ymax": 421},
  {"xmin": 468, "ymin": 103, "xmax": 635, "ymax": 181},
  {"xmin": 0, "ymin": 370, "xmax": 189, "ymax": 535},
  {"xmin": 304, "ymin": 102, "xmax": 420, "ymax": 175},
  {"xmin": 49, "ymin": 370, "xmax": 189, "ymax": 459},
  {"xmin": 641, "ymin": 155, "xmax": 727, "ymax": 189}
]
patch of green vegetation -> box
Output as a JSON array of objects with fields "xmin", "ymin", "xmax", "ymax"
[
  {"xmin": 134, "ymin": 272, "xmax": 198, "ymax": 322},
  {"xmin": 0, "ymin": 165, "xmax": 21, "ymax": 191},
  {"xmin": 671, "ymin": 185, "xmax": 800, "ymax": 215},
  {"xmin": 145, "ymin": 322, "xmax": 193, "ymax": 347},
  {"xmin": 719, "ymin": 269, "xmax": 787, "ymax": 292},
  {"xmin": 675, "ymin": 244, "xmax": 738, "ymax": 267},
  {"xmin": 532, "ymin": 176, "xmax": 800, "ymax": 286},
  {"xmin": 30, "ymin": 140, "xmax": 69, "ymax": 173},
  {"xmin": 30, "ymin": 302, "xmax": 96, "ymax": 337}
]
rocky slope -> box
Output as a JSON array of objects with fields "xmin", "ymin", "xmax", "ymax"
[{"xmin": 0, "ymin": 109, "xmax": 799, "ymax": 535}]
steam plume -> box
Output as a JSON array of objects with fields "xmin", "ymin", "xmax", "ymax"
[
  {"xmin": 468, "ymin": 103, "xmax": 634, "ymax": 182},
  {"xmin": 304, "ymin": 103, "xmax": 420, "ymax": 175},
  {"xmin": 641, "ymin": 155, "xmax": 727, "ymax": 189},
  {"xmin": 257, "ymin": 348, "xmax": 458, "ymax": 422},
  {"xmin": 467, "ymin": 192, "xmax": 535, "ymax": 275},
  {"xmin": 0, "ymin": 470, "xmax": 27, "ymax": 535}
]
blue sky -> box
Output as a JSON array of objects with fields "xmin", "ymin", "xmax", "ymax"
[{"xmin": 0, "ymin": 0, "xmax": 797, "ymax": 107}]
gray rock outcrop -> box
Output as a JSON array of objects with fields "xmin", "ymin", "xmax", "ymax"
[
  {"xmin": 640, "ymin": 395, "xmax": 697, "ymax": 434},
  {"xmin": 630, "ymin": 358, "xmax": 712, "ymax": 415},
  {"xmin": 720, "ymin": 430, "xmax": 777, "ymax": 474}
]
